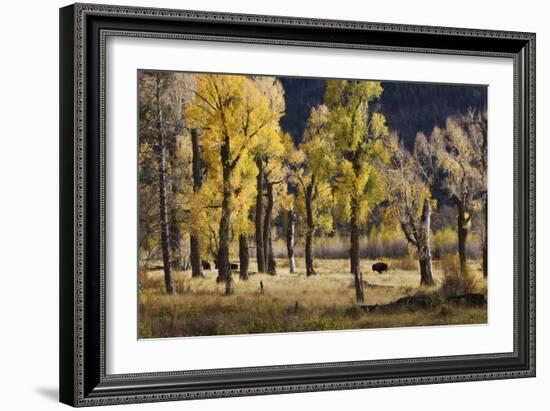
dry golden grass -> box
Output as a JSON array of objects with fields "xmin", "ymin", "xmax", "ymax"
[
  {"xmin": 139, "ymin": 258, "xmax": 487, "ymax": 338},
  {"xmin": 389, "ymin": 254, "xmax": 418, "ymax": 271}
]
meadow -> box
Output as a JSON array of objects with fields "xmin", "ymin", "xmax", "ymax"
[{"xmin": 138, "ymin": 257, "xmax": 487, "ymax": 338}]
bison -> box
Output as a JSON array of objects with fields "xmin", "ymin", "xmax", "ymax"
[
  {"xmin": 201, "ymin": 260, "xmax": 211, "ymax": 271},
  {"xmin": 372, "ymin": 262, "xmax": 388, "ymax": 274}
]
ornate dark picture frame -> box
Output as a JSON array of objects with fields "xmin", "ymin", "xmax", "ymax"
[{"xmin": 59, "ymin": 3, "xmax": 535, "ymax": 407}]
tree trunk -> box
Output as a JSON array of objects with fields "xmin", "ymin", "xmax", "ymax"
[
  {"xmin": 304, "ymin": 184, "xmax": 316, "ymax": 276},
  {"xmin": 350, "ymin": 197, "xmax": 364, "ymax": 303},
  {"xmin": 417, "ymin": 198, "xmax": 435, "ymax": 286},
  {"xmin": 239, "ymin": 234, "xmax": 249, "ymax": 280},
  {"xmin": 267, "ymin": 238, "xmax": 276, "ymax": 275},
  {"xmin": 418, "ymin": 257, "xmax": 434, "ymax": 285},
  {"xmin": 480, "ymin": 115, "xmax": 488, "ymax": 279},
  {"xmin": 167, "ymin": 145, "xmax": 183, "ymax": 271},
  {"xmin": 169, "ymin": 210, "xmax": 183, "ymax": 270},
  {"xmin": 482, "ymin": 196, "xmax": 488, "ymax": 278},
  {"xmin": 158, "ymin": 157, "xmax": 174, "ymax": 294},
  {"xmin": 350, "ymin": 197, "xmax": 360, "ymax": 277},
  {"xmin": 190, "ymin": 128, "xmax": 204, "ymax": 278},
  {"xmin": 286, "ymin": 210, "xmax": 296, "ymax": 273},
  {"xmin": 305, "ymin": 232, "xmax": 314, "ymax": 276},
  {"xmin": 154, "ymin": 74, "xmax": 174, "ymax": 295},
  {"xmin": 264, "ymin": 181, "xmax": 276, "ymax": 275},
  {"xmin": 190, "ymin": 236, "xmax": 202, "ymax": 278},
  {"xmin": 255, "ymin": 158, "xmax": 266, "ymax": 273},
  {"xmin": 167, "ymin": 136, "xmax": 183, "ymax": 271},
  {"xmin": 354, "ymin": 271, "xmax": 365, "ymax": 305},
  {"xmin": 218, "ymin": 134, "xmax": 233, "ymax": 294},
  {"xmin": 457, "ymin": 202, "xmax": 469, "ymax": 275}
]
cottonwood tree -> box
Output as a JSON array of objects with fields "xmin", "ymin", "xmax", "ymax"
[
  {"xmin": 138, "ymin": 90, "xmax": 162, "ymax": 271},
  {"xmin": 192, "ymin": 160, "xmax": 257, "ymax": 282},
  {"xmin": 186, "ymin": 74, "xmax": 281, "ymax": 294},
  {"xmin": 189, "ymin": 171, "xmax": 221, "ymax": 266},
  {"xmin": 461, "ymin": 109, "xmax": 488, "ymax": 277},
  {"xmin": 262, "ymin": 165, "xmax": 283, "ymax": 275},
  {"xmin": 250, "ymin": 77, "xmax": 286, "ymax": 274},
  {"xmin": 379, "ymin": 132, "xmax": 436, "ymax": 286},
  {"xmin": 431, "ymin": 113, "xmax": 486, "ymax": 275},
  {"xmin": 232, "ymin": 158, "xmax": 258, "ymax": 280},
  {"xmin": 138, "ymin": 137, "xmax": 161, "ymax": 269},
  {"xmin": 290, "ymin": 105, "xmax": 335, "ymax": 276},
  {"xmin": 281, "ymin": 140, "xmax": 298, "ymax": 275},
  {"xmin": 188, "ymin": 128, "xmax": 205, "ymax": 277},
  {"xmin": 261, "ymin": 131, "xmax": 293, "ymax": 275},
  {"xmin": 166, "ymin": 132, "xmax": 195, "ymax": 272},
  {"xmin": 163, "ymin": 73, "xmax": 201, "ymax": 276},
  {"xmin": 138, "ymin": 71, "xmax": 176, "ymax": 294},
  {"xmin": 324, "ymin": 80, "xmax": 388, "ymax": 303}
]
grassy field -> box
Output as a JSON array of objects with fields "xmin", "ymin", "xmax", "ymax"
[{"xmin": 138, "ymin": 258, "xmax": 487, "ymax": 338}]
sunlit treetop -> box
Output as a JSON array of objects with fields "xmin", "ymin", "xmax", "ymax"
[
  {"xmin": 431, "ymin": 114, "xmax": 485, "ymax": 213},
  {"xmin": 323, "ymin": 80, "xmax": 389, "ymax": 225}
]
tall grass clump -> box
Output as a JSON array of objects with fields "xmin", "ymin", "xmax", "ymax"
[
  {"xmin": 391, "ymin": 254, "xmax": 418, "ymax": 271},
  {"xmin": 440, "ymin": 254, "xmax": 477, "ymax": 297},
  {"xmin": 139, "ymin": 267, "xmax": 163, "ymax": 290}
]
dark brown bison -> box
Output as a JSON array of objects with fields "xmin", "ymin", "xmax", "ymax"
[
  {"xmin": 201, "ymin": 260, "xmax": 211, "ymax": 270},
  {"xmin": 372, "ymin": 262, "xmax": 388, "ymax": 274}
]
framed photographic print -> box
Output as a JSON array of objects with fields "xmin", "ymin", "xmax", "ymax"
[{"xmin": 59, "ymin": 3, "xmax": 536, "ymax": 407}]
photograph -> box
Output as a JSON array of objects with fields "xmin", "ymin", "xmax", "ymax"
[
  {"xmin": 56, "ymin": 2, "xmax": 536, "ymax": 406},
  {"xmin": 137, "ymin": 71, "xmax": 488, "ymax": 338}
]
